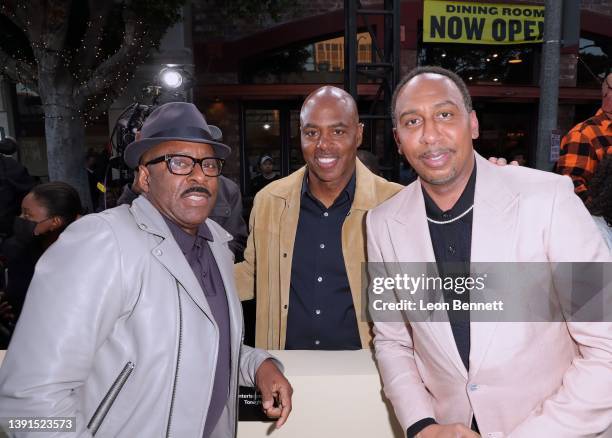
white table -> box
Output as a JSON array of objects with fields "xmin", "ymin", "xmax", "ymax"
[{"xmin": 238, "ymin": 349, "xmax": 403, "ymax": 438}]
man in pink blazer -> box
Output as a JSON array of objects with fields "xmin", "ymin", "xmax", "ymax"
[{"xmin": 366, "ymin": 66, "xmax": 612, "ymax": 438}]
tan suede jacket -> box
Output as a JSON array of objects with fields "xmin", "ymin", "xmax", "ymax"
[{"xmin": 235, "ymin": 159, "xmax": 402, "ymax": 349}]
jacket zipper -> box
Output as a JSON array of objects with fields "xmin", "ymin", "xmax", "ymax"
[
  {"xmin": 87, "ymin": 361, "xmax": 135, "ymax": 435},
  {"xmin": 166, "ymin": 280, "xmax": 183, "ymax": 438},
  {"xmin": 233, "ymin": 332, "xmax": 243, "ymax": 437}
]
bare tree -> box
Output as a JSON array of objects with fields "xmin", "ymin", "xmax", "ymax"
[{"xmin": 0, "ymin": 0, "xmax": 184, "ymax": 209}]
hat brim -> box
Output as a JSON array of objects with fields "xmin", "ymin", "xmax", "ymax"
[{"xmin": 124, "ymin": 136, "xmax": 231, "ymax": 169}]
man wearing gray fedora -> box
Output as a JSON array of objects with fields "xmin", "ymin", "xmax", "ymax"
[{"xmin": 0, "ymin": 102, "xmax": 292, "ymax": 437}]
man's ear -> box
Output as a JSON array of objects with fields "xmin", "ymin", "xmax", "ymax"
[
  {"xmin": 356, "ymin": 122, "xmax": 364, "ymax": 147},
  {"xmin": 470, "ymin": 111, "xmax": 480, "ymax": 140},
  {"xmin": 137, "ymin": 165, "xmax": 151, "ymax": 193},
  {"xmin": 393, "ymin": 128, "xmax": 403, "ymax": 155}
]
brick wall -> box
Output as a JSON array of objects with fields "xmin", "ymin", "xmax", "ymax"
[
  {"xmin": 560, "ymin": 53, "xmax": 578, "ymax": 87},
  {"xmin": 193, "ymin": 0, "xmax": 388, "ymax": 42},
  {"xmin": 581, "ymin": 0, "xmax": 612, "ymax": 16}
]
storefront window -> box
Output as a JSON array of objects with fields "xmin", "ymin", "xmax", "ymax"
[
  {"xmin": 577, "ymin": 35, "xmax": 610, "ymax": 88},
  {"xmin": 418, "ymin": 43, "xmax": 539, "ymax": 85},
  {"xmin": 244, "ymin": 109, "xmax": 282, "ymax": 196},
  {"xmin": 241, "ymin": 32, "xmax": 373, "ymax": 84},
  {"xmin": 473, "ymin": 102, "xmax": 535, "ymax": 166}
]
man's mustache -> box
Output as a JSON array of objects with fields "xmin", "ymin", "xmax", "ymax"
[{"xmin": 181, "ymin": 186, "xmax": 212, "ymax": 197}]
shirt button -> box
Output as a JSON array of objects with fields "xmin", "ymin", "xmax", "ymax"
[
  {"xmin": 442, "ymin": 213, "xmax": 451, "ymax": 219},
  {"xmin": 153, "ymin": 249, "xmax": 162, "ymax": 256},
  {"xmin": 314, "ymin": 340, "xmax": 320, "ymax": 345},
  {"xmin": 319, "ymin": 243, "xmax": 325, "ymax": 249},
  {"xmin": 323, "ymin": 212, "xmax": 329, "ymax": 217},
  {"xmin": 315, "ymin": 309, "xmax": 321, "ymax": 315},
  {"xmin": 140, "ymin": 223, "xmax": 148, "ymax": 229},
  {"xmin": 317, "ymin": 276, "xmax": 323, "ymax": 282},
  {"xmin": 469, "ymin": 384, "xmax": 479, "ymax": 392},
  {"xmin": 448, "ymin": 245, "xmax": 456, "ymax": 254}
]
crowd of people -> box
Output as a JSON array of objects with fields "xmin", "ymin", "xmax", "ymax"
[{"xmin": 0, "ymin": 67, "xmax": 610, "ymax": 437}]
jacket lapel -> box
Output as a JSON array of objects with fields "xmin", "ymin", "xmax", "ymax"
[
  {"xmin": 267, "ymin": 167, "xmax": 304, "ymax": 347},
  {"xmin": 343, "ymin": 161, "xmax": 387, "ymax": 343},
  {"xmin": 387, "ymin": 181, "xmax": 468, "ymax": 379},
  {"xmin": 130, "ymin": 197, "xmax": 214, "ymax": 319},
  {"xmin": 469, "ymin": 154, "xmax": 519, "ymax": 376}
]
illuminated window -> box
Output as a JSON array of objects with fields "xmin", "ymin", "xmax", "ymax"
[{"xmin": 242, "ymin": 32, "xmax": 372, "ymax": 83}]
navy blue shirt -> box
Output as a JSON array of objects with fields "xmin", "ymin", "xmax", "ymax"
[
  {"xmin": 163, "ymin": 217, "xmax": 231, "ymax": 438},
  {"xmin": 285, "ymin": 172, "xmax": 361, "ymax": 350}
]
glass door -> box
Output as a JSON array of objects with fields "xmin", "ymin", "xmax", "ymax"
[{"xmin": 240, "ymin": 102, "xmax": 301, "ymax": 203}]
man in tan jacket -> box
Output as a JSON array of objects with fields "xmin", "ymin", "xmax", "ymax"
[{"xmin": 235, "ymin": 86, "xmax": 402, "ymax": 350}]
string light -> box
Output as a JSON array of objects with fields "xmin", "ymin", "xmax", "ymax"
[{"xmin": 0, "ymin": 2, "xmax": 179, "ymax": 126}]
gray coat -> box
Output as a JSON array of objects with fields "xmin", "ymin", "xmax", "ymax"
[{"xmin": 0, "ymin": 196, "xmax": 274, "ymax": 437}]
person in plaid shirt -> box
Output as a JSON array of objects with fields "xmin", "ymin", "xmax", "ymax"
[{"xmin": 557, "ymin": 73, "xmax": 612, "ymax": 203}]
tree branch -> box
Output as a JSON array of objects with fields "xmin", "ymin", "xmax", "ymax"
[
  {"xmin": 76, "ymin": 0, "xmax": 115, "ymax": 71},
  {"xmin": 0, "ymin": 46, "xmax": 38, "ymax": 89},
  {"xmin": 77, "ymin": 8, "xmax": 161, "ymax": 107},
  {"xmin": 25, "ymin": 0, "xmax": 45, "ymax": 45},
  {"xmin": 0, "ymin": 1, "xmax": 28, "ymax": 33},
  {"xmin": 39, "ymin": 0, "xmax": 72, "ymax": 52}
]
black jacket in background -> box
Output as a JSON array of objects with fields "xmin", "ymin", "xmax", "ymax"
[{"xmin": 0, "ymin": 155, "xmax": 35, "ymax": 237}]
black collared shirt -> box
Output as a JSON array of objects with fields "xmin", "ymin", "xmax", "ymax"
[
  {"xmin": 162, "ymin": 217, "xmax": 230, "ymax": 438},
  {"xmin": 407, "ymin": 165, "xmax": 478, "ymax": 438},
  {"xmin": 285, "ymin": 171, "xmax": 361, "ymax": 350},
  {"xmin": 423, "ymin": 167, "xmax": 476, "ymax": 370}
]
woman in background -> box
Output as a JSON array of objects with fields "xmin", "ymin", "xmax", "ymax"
[{"xmin": 0, "ymin": 182, "xmax": 82, "ymax": 346}]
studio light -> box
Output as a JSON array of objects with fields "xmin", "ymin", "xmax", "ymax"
[{"xmin": 159, "ymin": 67, "xmax": 184, "ymax": 90}]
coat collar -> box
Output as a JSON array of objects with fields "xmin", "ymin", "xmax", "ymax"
[
  {"xmin": 391, "ymin": 152, "xmax": 517, "ymax": 227},
  {"xmin": 128, "ymin": 196, "xmax": 234, "ymax": 322},
  {"xmin": 265, "ymin": 158, "xmax": 383, "ymax": 211},
  {"xmin": 130, "ymin": 196, "xmax": 233, "ymax": 244}
]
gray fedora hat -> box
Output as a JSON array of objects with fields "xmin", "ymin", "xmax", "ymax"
[{"xmin": 123, "ymin": 102, "xmax": 231, "ymax": 169}]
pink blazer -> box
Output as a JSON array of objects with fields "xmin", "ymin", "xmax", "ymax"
[{"xmin": 366, "ymin": 153, "xmax": 612, "ymax": 437}]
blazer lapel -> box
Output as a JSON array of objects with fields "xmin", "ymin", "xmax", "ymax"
[
  {"xmin": 469, "ymin": 154, "xmax": 519, "ymax": 376},
  {"xmin": 387, "ymin": 181, "xmax": 468, "ymax": 379}
]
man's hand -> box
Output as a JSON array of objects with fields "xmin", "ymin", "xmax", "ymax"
[
  {"xmin": 254, "ymin": 359, "xmax": 293, "ymax": 428},
  {"xmin": 488, "ymin": 157, "xmax": 519, "ymax": 166},
  {"xmin": 417, "ymin": 423, "xmax": 480, "ymax": 438}
]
